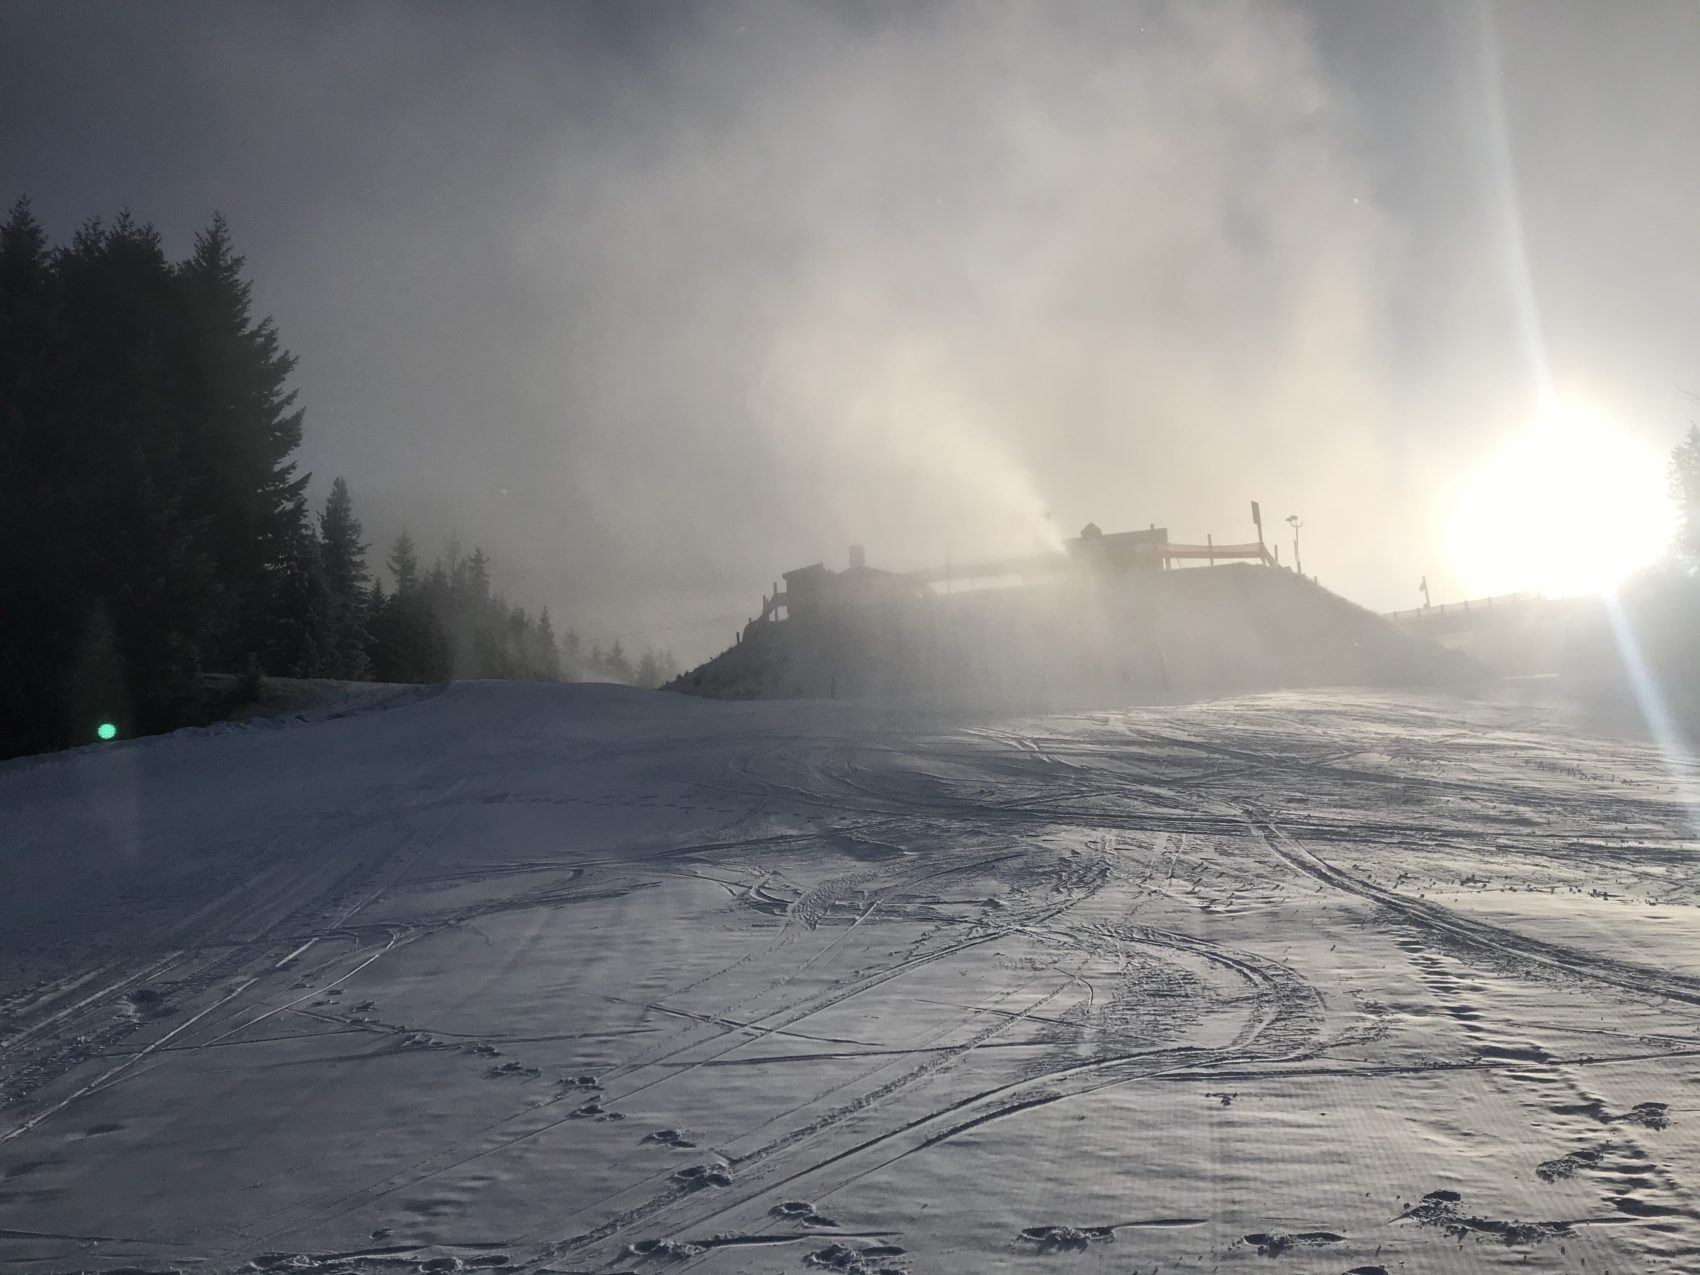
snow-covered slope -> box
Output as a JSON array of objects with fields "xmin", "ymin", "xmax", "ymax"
[{"xmin": 4, "ymin": 681, "xmax": 1700, "ymax": 1273}]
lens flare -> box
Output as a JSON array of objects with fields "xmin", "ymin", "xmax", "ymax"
[{"xmin": 1444, "ymin": 405, "xmax": 1676, "ymax": 598}]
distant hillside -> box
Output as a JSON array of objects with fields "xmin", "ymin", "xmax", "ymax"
[{"xmin": 670, "ymin": 564, "xmax": 1470, "ymax": 706}]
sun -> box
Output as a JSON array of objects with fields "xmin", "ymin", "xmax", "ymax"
[{"xmin": 1445, "ymin": 404, "xmax": 1677, "ymax": 598}]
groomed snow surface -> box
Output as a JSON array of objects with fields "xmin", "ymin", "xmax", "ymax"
[{"xmin": 4, "ymin": 681, "xmax": 1700, "ymax": 1274}]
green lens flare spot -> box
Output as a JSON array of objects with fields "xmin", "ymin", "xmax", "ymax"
[{"xmin": 96, "ymin": 722, "xmax": 117, "ymax": 741}]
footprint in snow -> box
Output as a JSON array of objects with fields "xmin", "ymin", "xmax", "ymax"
[
  {"xmin": 1241, "ymin": 1230, "xmax": 1343, "ymax": 1256},
  {"xmin": 644, "ymin": 1128, "xmax": 697, "ymax": 1148},
  {"xmin": 671, "ymin": 1163, "xmax": 732, "ymax": 1189},
  {"xmin": 623, "ymin": 1237, "xmax": 704, "ymax": 1259},
  {"xmin": 1398, "ymin": 1189, "xmax": 1570, "ymax": 1246},
  {"xmin": 804, "ymin": 1242, "xmax": 906, "ymax": 1272},
  {"xmin": 771, "ymin": 1200, "xmax": 838, "ymax": 1226},
  {"xmin": 125, "ymin": 987, "xmax": 176, "ymax": 1019},
  {"xmin": 1619, "ymin": 1101, "xmax": 1672, "ymax": 1130},
  {"xmin": 1537, "ymin": 1146, "xmax": 1605, "ymax": 1181},
  {"xmin": 1016, "ymin": 1225, "xmax": 1112, "ymax": 1251}
]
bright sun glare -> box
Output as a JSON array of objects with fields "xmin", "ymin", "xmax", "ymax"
[{"xmin": 1446, "ymin": 405, "xmax": 1677, "ymax": 598}]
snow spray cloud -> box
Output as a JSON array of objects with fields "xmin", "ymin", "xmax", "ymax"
[{"xmin": 512, "ymin": 1, "xmax": 1408, "ymax": 640}]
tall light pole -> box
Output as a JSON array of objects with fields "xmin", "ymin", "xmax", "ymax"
[{"xmin": 1285, "ymin": 515, "xmax": 1303, "ymax": 576}]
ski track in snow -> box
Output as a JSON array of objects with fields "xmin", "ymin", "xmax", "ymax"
[{"xmin": 3, "ymin": 683, "xmax": 1700, "ymax": 1272}]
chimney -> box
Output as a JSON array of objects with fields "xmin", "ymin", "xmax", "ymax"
[{"xmin": 848, "ymin": 544, "xmax": 866, "ymax": 570}]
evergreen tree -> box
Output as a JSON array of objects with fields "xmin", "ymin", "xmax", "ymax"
[
  {"xmin": 503, "ymin": 605, "xmax": 531, "ymax": 678},
  {"xmin": 369, "ymin": 533, "xmax": 452, "ymax": 682},
  {"xmin": 633, "ymin": 648, "xmax": 681, "ymax": 690},
  {"xmin": 465, "ymin": 547, "xmax": 491, "ymax": 607},
  {"xmin": 368, "ymin": 587, "xmax": 453, "ymax": 683},
  {"xmin": 535, "ymin": 608, "xmax": 562, "ymax": 680},
  {"xmin": 1673, "ymin": 424, "xmax": 1700, "ymax": 569},
  {"xmin": 263, "ymin": 503, "xmax": 334, "ymax": 678},
  {"xmin": 560, "ymin": 628, "xmax": 584, "ymax": 680},
  {"xmin": 0, "ymin": 199, "xmax": 49, "ymax": 401},
  {"xmin": 444, "ymin": 535, "xmax": 466, "ymax": 600},
  {"xmin": 424, "ymin": 556, "xmax": 450, "ymax": 597},
  {"xmin": 175, "ymin": 212, "xmax": 308, "ymax": 659},
  {"xmin": 0, "ymin": 199, "xmax": 58, "ymax": 752},
  {"xmin": 317, "ymin": 476, "xmax": 371, "ymax": 679},
  {"xmin": 0, "ymin": 192, "xmax": 591, "ymax": 754},
  {"xmin": 387, "ymin": 530, "xmax": 420, "ymax": 594},
  {"xmin": 604, "ymin": 639, "xmax": 633, "ymax": 683},
  {"xmin": 47, "ymin": 212, "xmax": 219, "ymax": 738}
]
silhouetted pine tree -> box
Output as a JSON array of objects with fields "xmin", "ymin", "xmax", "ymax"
[
  {"xmin": 603, "ymin": 640, "xmax": 633, "ymax": 683},
  {"xmin": 1, "ymin": 199, "xmax": 595, "ymax": 752},
  {"xmin": 387, "ymin": 530, "xmax": 420, "ymax": 594},
  {"xmin": 263, "ymin": 504, "xmax": 334, "ymax": 678},
  {"xmin": 368, "ymin": 530, "xmax": 453, "ymax": 683},
  {"xmin": 45, "ymin": 213, "xmax": 219, "ymax": 740},
  {"xmin": 560, "ymin": 628, "xmax": 584, "ymax": 680},
  {"xmin": 368, "ymin": 590, "xmax": 453, "ymax": 683},
  {"xmin": 633, "ymin": 649, "xmax": 679, "ymax": 689},
  {"xmin": 174, "ymin": 213, "xmax": 308, "ymax": 659},
  {"xmin": 635, "ymin": 650, "xmax": 665, "ymax": 689},
  {"xmin": 317, "ymin": 476, "xmax": 371, "ymax": 679},
  {"xmin": 0, "ymin": 198, "xmax": 58, "ymax": 751},
  {"xmin": 535, "ymin": 608, "xmax": 562, "ymax": 680},
  {"xmin": 465, "ymin": 548, "xmax": 491, "ymax": 607},
  {"xmin": 411, "ymin": 540, "xmax": 566, "ymax": 680},
  {"xmin": 1673, "ymin": 424, "xmax": 1700, "ymax": 570}
]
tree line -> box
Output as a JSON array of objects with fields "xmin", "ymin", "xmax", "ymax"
[
  {"xmin": 1674, "ymin": 419, "xmax": 1700, "ymax": 571},
  {"xmin": 361, "ymin": 524, "xmax": 677, "ymax": 689},
  {"xmin": 0, "ymin": 200, "xmax": 674, "ymax": 759}
]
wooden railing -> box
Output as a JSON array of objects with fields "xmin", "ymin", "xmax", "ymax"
[{"xmin": 1384, "ymin": 591, "xmax": 1543, "ymax": 623}]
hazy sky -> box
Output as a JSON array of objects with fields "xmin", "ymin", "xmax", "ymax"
[{"xmin": 5, "ymin": 1, "xmax": 1698, "ymax": 661}]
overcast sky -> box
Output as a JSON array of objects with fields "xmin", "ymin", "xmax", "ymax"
[{"xmin": 5, "ymin": 1, "xmax": 1698, "ymax": 661}]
